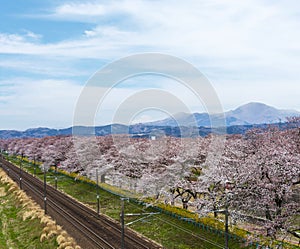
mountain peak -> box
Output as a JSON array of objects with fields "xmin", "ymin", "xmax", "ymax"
[
  {"xmin": 232, "ymin": 102, "xmax": 275, "ymax": 114},
  {"xmin": 238, "ymin": 102, "xmax": 270, "ymax": 108},
  {"xmin": 229, "ymin": 102, "xmax": 299, "ymax": 125}
]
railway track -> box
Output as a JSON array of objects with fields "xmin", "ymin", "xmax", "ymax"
[{"xmin": 0, "ymin": 157, "xmax": 162, "ymax": 249}]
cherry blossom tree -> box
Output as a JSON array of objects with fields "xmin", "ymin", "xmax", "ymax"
[{"xmin": 196, "ymin": 123, "xmax": 300, "ymax": 242}]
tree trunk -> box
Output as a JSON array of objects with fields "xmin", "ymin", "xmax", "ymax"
[
  {"xmin": 275, "ymin": 194, "xmax": 283, "ymax": 215},
  {"xmin": 212, "ymin": 203, "xmax": 218, "ymax": 217},
  {"xmin": 265, "ymin": 205, "xmax": 272, "ymax": 221}
]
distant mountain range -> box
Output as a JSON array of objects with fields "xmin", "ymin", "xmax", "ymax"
[
  {"xmin": 146, "ymin": 102, "xmax": 299, "ymax": 127},
  {"xmin": 0, "ymin": 102, "xmax": 299, "ymax": 139}
]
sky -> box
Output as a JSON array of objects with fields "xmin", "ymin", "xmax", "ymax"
[{"xmin": 0, "ymin": 0, "xmax": 299, "ymax": 130}]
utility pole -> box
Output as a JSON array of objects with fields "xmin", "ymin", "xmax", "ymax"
[
  {"xmin": 33, "ymin": 156, "xmax": 36, "ymax": 176},
  {"xmin": 119, "ymin": 197, "xmax": 159, "ymax": 249},
  {"xmin": 225, "ymin": 194, "xmax": 229, "ymax": 249},
  {"xmin": 224, "ymin": 180, "xmax": 233, "ymax": 249},
  {"xmin": 54, "ymin": 163, "xmax": 58, "ymax": 189},
  {"xmin": 19, "ymin": 153, "xmax": 23, "ymax": 189},
  {"xmin": 96, "ymin": 168, "xmax": 100, "ymax": 215},
  {"xmin": 43, "ymin": 164, "xmax": 47, "ymax": 214},
  {"xmin": 120, "ymin": 198, "xmax": 125, "ymax": 249},
  {"xmin": 214, "ymin": 183, "xmax": 232, "ymax": 249}
]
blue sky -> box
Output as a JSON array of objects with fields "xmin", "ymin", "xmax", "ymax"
[{"xmin": 0, "ymin": 0, "xmax": 299, "ymax": 130}]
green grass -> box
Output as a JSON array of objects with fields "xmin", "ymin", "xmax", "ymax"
[
  {"xmin": 0, "ymin": 178, "xmax": 58, "ymax": 249},
  {"xmin": 3, "ymin": 155, "xmax": 287, "ymax": 248}
]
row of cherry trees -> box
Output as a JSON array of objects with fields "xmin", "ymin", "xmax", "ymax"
[
  {"xmin": 197, "ymin": 122, "xmax": 300, "ymax": 241},
  {"xmin": 0, "ymin": 118, "xmax": 299, "ymax": 242}
]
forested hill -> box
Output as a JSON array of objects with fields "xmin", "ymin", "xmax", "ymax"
[{"xmin": 0, "ymin": 122, "xmax": 292, "ymax": 139}]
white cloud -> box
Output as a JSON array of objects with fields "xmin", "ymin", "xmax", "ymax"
[
  {"xmin": 55, "ymin": 2, "xmax": 107, "ymax": 17},
  {"xmin": 84, "ymin": 30, "xmax": 97, "ymax": 37},
  {"xmin": 23, "ymin": 30, "xmax": 42, "ymax": 41},
  {"xmin": 1, "ymin": 0, "xmax": 299, "ymax": 129},
  {"xmin": 0, "ymin": 57, "xmax": 89, "ymax": 77},
  {"xmin": 1, "ymin": 0, "xmax": 299, "ymax": 68},
  {"xmin": 0, "ymin": 78, "xmax": 82, "ymax": 129},
  {"xmin": 53, "ymin": 2, "xmax": 109, "ymax": 19}
]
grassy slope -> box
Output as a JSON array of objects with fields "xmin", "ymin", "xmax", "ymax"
[{"xmin": 0, "ymin": 173, "xmax": 58, "ymax": 249}]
